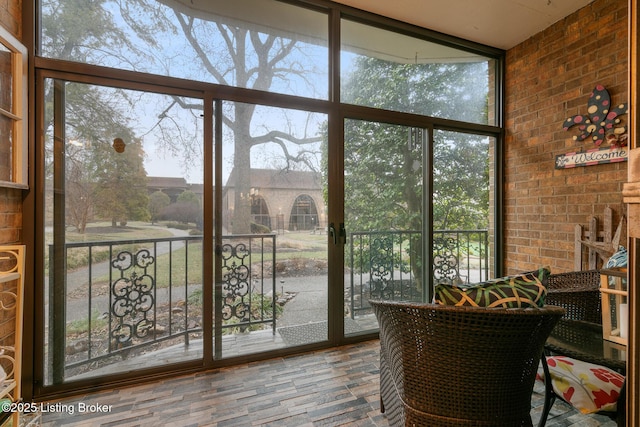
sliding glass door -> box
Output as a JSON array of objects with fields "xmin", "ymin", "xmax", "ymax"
[
  {"xmin": 343, "ymin": 120, "xmax": 426, "ymax": 336},
  {"xmin": 343, "ymin": 123, "xmax": 494, "ymax": 336},
  {"xmin": 42, "ymin": 79, "xmax": 205, "ymax": 384},
  {"xmin": 40, "ymin": 78, "xmax": 331, "ymax": 386},
  {"xmin": 34, "ymin": 0, "xmax": 501, "ymax": 396},
  {"xmin": 215, "ymin": 101, "xmax": 329, "ymax": 356}
]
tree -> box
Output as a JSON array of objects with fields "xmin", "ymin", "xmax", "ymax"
[
  {"xmin": 149, "ymin": 191, "xmax": 170, "ymax": 224},
  {"xmin": 176, "ymin": 190, "xmax": 200, "ymax": 207},
  {"xmin": 42, "ymin": 0, "xmax": 325, "ymax": 234},
  {"xmin": 66, "ymin": 147, "xmax": 94, "ymax": 233},
  {"xmin": 91, "ymin": 137, "xmax": 150, "ymax": 227},
  {"xmin": 42, "ymin": 1, "xmax": 154, "ymax": 231},
  {"xmin": 54, "ymin": 83, "xmax": 151, "ymax": 232},
  {"xmin": 340, "ymin": 57, "xmax": 490, "ymax": 290},
  {"xmin": 342, "ymin": 121, "xmax": 422, "ymax": 233},
  {"xmin": 341, "ymin": 57, "xmax": 489, "ymax": 233},
  {"xmin": 161, "ymin": 202, "xmax": 201, "ymax": 227},
  {"xmin": 433, "ymin": 134, "xmax": 489, "ymax": 230},
  {"xmin": 166, "ymin": 7, "xmax": 324, "ymax": 233},
  {"xmin": 41, "ymin": 0, "xmax": 155, "ymax": 66},
  {"xmin": 174, "ymin": 190, "xmax": 203, "ymax": 229}
]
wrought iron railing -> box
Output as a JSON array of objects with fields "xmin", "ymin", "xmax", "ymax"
[
  {"xmin": 48, "ymin": 228, "xmax": 487, "ymax": 375},
  {"xmin": 48, "ymin": 234, "xmax": 276, "ymax": 376},
  {"xmin": 347, "ymin": 230, "xmax": 489, "ymax": 318},
  {"xmin": 218, "ymin": 235, "xmax": 277, "ymax": 334}
]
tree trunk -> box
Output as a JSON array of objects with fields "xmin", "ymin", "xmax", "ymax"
[{"xmin": 232, "ymin": 103, "xmax": 253, "ymax": 234}]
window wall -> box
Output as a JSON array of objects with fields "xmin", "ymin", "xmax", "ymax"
[
  {"xmin": 32, "ymin": 0, "xmax": 504, "ymax": 397},
  {"xmin": 39, "ymin": 0, "xmax": 329, "ymax": 99},
  {"xmin": 341, "ymin": 18, "xmax": 493, "ymax": 125}
]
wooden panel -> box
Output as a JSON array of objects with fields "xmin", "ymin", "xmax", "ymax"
[{"xmin": 625, "ymin": 0, "xmax": 639, "ymax": 424}]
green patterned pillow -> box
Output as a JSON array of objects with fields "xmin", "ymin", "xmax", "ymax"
[{"xmin": 434, "ymin": 266, "xmax": 550, "ymax": 308}]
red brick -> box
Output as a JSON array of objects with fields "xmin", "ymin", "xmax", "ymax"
[{"xmin": 505, "ymin": 0, "xmax": 628, "ymax": 274}]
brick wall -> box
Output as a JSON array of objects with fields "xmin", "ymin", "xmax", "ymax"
[
  {"xmin": 504, "ymin": 0, "xmax": 628, "ymax": 274},
  {"xmin": 0, "ymin": 0, "xmax": 22, "ymax": 245}
]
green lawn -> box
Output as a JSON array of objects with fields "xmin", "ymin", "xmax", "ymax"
[{"xmin": 56, "ymin": 221, "xmax": 178, "ymax": 271}]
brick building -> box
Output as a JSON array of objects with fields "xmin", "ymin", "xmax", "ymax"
[
  {"xmin": 147, "ymin": 170, "xmax": 326, "ymax": 233},
  {"xmin": 223, "ymin": 168, "xmax": 325, "ymax": 232}
]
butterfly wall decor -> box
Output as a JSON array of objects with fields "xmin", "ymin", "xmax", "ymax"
[{"xmin": 563, "ymin": 84, "xmax": 628, "ymax": 147}]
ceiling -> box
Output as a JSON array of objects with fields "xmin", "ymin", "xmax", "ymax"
[{"xmin": 331, "ymin": 0, "xmax": 595, "ymax": 50}]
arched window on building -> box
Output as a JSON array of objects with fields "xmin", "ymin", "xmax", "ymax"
[{"xmin": 289, "ymin": 194, "xmax": 318, "ymax": 231}]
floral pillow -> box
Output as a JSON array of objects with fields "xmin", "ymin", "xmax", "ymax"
[
  {"xmin": 538, "ymin": 355, "xmax": 624, "ymax": 414},
  {"xmin": 433, "ymin": 266, "xmax": 549, "ymax": 308}
]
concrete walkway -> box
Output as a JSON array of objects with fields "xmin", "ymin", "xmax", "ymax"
[{"xmin": 276, "ymin": 275, "xmax": 328, "ymax": 327}]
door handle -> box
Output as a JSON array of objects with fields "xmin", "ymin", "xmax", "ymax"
[
  {"xmin": 329, "ymin": 223, "xmax": 346, "ymax": 245},
  {"xmin": 329, "ymin": 223, "xmax": 338, "ymax": 245}
]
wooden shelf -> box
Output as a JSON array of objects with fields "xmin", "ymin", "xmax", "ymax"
[
  {"xmin": 0, "ymin": 273, "xmax": 20, "ymax": 285},
  {"xmin": 0, "ymin": 245, "xmax": 26, "ymax": 426},
  {"xmin": 0, "ymin": 379, "xmax": 16, "ymax": 399},
  {"xmin": 600, "ymin": 267, "xmax": 628, "ymax": 346}
]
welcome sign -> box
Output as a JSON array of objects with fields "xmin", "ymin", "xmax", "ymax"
[{"xmin": 555, "ymin": 145, "xmax": 628, "ymax": 169}]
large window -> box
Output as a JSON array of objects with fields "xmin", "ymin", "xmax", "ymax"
[
  {"xmin": 33, "ymin": 0, "xmax": 504, "ymax": 397},
  {"xmin": 341, "ymin": 19, "xmax": 494, "ymax": 125},
  {"xmin": 40, "ymin": 0, "xmax": 329, "ymax": 99}
]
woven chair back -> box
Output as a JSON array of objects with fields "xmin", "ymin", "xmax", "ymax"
[{"xmin": 371, "ymin": 301, "xmax": 565, "ymax": 426}]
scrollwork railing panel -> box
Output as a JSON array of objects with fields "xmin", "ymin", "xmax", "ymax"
[
  {"xmin": 433, "ymin": 236, "xmax": 462, "ymax": 285},
  {"xmin": 218, "ymin": 235, "xmax": 277, "ymax": 334},
  {"xmin": 220, "ymin": 242, "xmax": 251, "ymax": 325},
  {"xmin": 110, "ymin": 249, "xmax": 156, "ymax": 348},
  {"xmin": 348, "ymin": 230, "xmax": 489, "ymax": 317}
]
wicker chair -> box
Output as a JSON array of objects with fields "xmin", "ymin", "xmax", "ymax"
[
  {"xmin": 370, "ymin": 300, "xmax": 564, "ymax": 427},
  {"xmin": 538, "ymin": 270, "xmax": 626, "ymax": 427},
  {"xmin": 545, "ymin": 269, "xmax": 601, "ymax": 323},
  {"xmin": 538, "ymin": 270, "xmax": 602, "ymax": 426}
]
